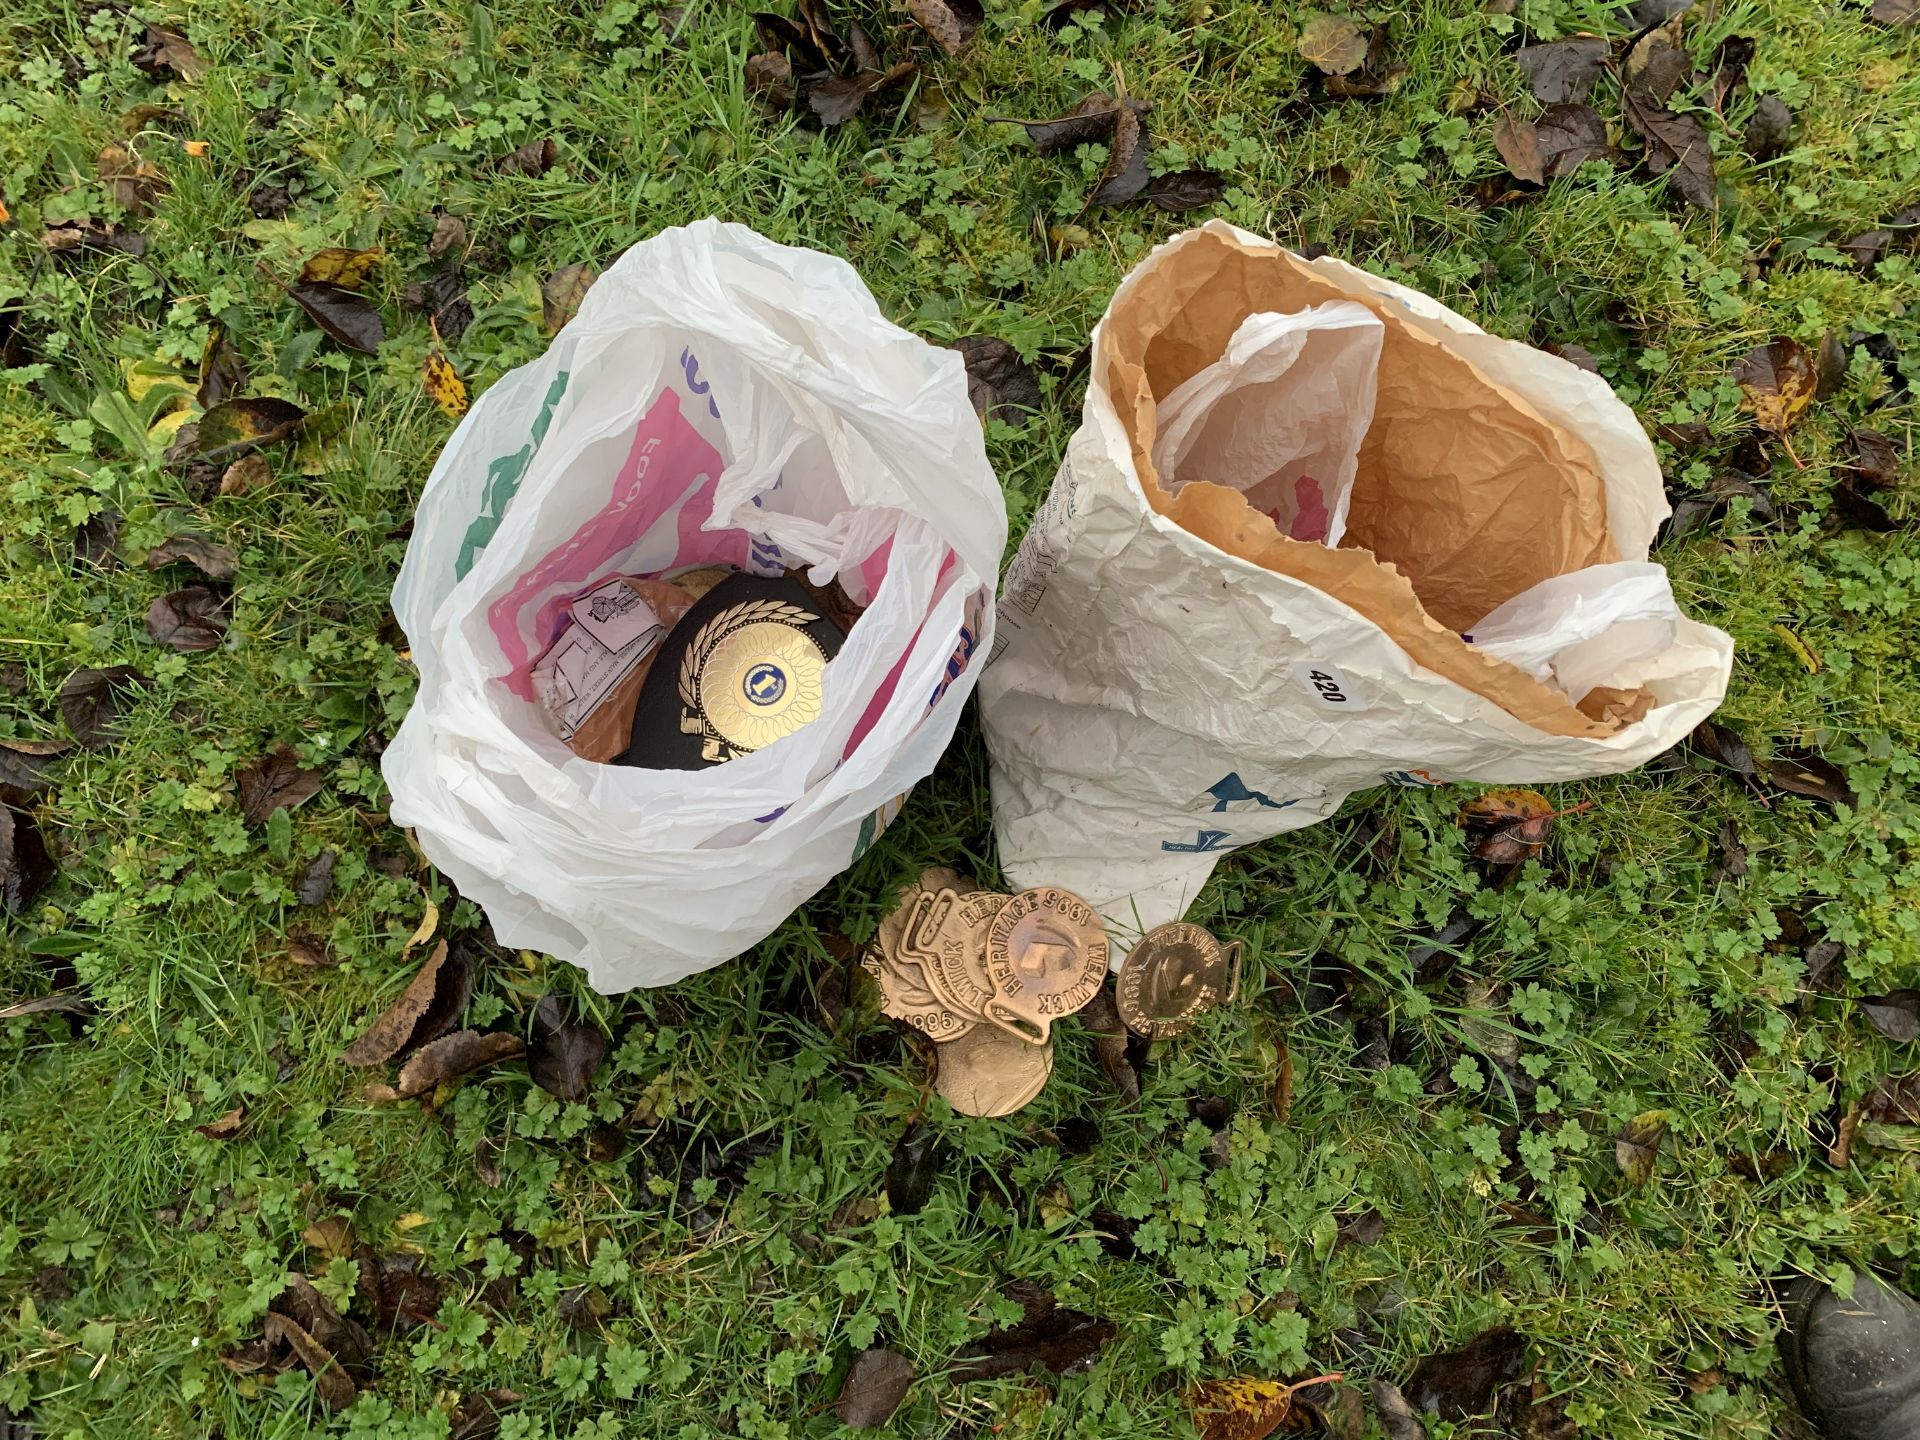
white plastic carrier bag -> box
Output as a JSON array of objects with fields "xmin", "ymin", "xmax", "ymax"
[
  {"xmin": 385, "ymin": 221, "xmax": 1005, "ymax": 991},
  {"xmin": 979, "ymin": 221, "xmax": 1732, "ymax": 948}
]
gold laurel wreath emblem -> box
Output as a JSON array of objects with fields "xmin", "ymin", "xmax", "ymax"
[{"xmin": 677, "ymin": 598, "xmax": 824, "ymax": 755}]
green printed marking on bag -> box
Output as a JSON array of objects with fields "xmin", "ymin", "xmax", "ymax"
[{"xmin": 455, "ymin": 371, "xmax": 571, "ymax": 581}]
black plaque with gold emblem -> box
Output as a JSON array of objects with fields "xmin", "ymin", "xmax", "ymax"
[{"xmin": 619, "ymin": 573, "xmax": 847, "ymax": 770}]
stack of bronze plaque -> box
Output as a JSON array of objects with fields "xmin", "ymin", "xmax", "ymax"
[
  {"xmin": 865, "ymin": 869, "xmax": 1244, "ymax": 1117},
  {"xmin": 863, "ymin": 869, "xmax": 1108, "ymax": 1116}
]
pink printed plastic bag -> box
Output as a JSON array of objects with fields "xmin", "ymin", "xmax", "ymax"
[{"xmin": 385, "ymin": 222, "xmax": 1005, "ymax": 991}]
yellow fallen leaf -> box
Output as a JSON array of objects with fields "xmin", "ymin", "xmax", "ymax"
[
  {"xmin": 147, "ymin": 408, "xmax": 197, "ymax": 449},
  {"xmin": 392, "ymin": 1211, "xmax": 432, "ymax": 1232},
  {"xmin": 1772, "ymin": 623, "xmax": 1821, "ymax": 674},
  {"xmin": 0, "ymin": 198, "xmax": 10, "ymax": 225},
  {"xmin": 122, "ymin": 355, "xmax": 194, "ymax": 403},
  {"xmin": 184, "ymin": 139, "xmax": 210, "ymax": 157},
  {"xmin": 1734, "ymin": 338, "xmax": 1818, "ymax": 435},
  {"xmin": 298, "ymin": 246, "xmax": 382, "ymax": 290},
  {"xmin": 1187, "ymin": 1374, "xmax": 1346, "ymax": 1440},
  {"xmin": 403, "ymin": 900, "xmax": 439, "ymax": 956},
  {"xmin": 422, "ymin": 350, "xmax": 468, "ymax": 418}
]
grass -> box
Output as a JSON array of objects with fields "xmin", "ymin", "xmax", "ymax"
[{"xmin": 2, "ymin": 0, "xmax": 1918, "ymax": 1435}]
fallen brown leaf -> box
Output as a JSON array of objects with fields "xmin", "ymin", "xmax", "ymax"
[
  {"xmin": 146, "ymin": 586, "xmax": 230, "ymax": 652},
  {"xmin": 59, "ymin": 666, "xmax": 150, "ymax": 748},
  {"xmin": 1, "ymin": 802, "xmax": 56, "ymax": 914},
  {"xmin": 195, "ymin": 1104, "xmax": 246, "ymax": 1140},
  {"xmin": 542, "ymin": 263, "xmax": 598, "ymax": 334},
  {"xmin": 339, "ymin": 939, "xmax": 472, "ymax": 1066},
  {"xmin": 1734, "ymin": 338, "xmax": 1818, "ymax": 434},
  {"xmin": 835, "ymin": 1347, "xmax": 916, "ymax": 1427},
  {"xmin": 1297, "ymin": 13, "xmax": 1368, "ymax": 74},
  {"xmin": 237, "ymin": 745, "xmax": 322, "ymax": 825},
  {"xmin": 364, "ymin": 1029, "xmax": 525, "ymax": 1101},
  {"xmin": 146, "ymin": 532, "xmax": 236, "ymax": 580}
]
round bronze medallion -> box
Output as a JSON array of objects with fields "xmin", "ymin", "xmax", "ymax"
[
  {"xmin": 934, "ymin": 1024, "xmax": 1052, "ymax": 1118},
  {"xmin": 1114, "ymin": 922, "xmax": 1242, "ymax": 1039},
  {"xmin": 981, "ymin": 887, "xmax": 1109, "ymax": 1044}
]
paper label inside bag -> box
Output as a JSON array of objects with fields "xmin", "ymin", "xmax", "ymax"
[{"xmin": 532, "ymin": 578, "xmax": 664, "ymax": 739}]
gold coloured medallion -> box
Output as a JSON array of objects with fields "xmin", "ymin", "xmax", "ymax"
[
  {"xmin": 981, "ymin": 887, "xmax": 1110, "ymax": 1045},
  {"xmin": 934, "ymin": 1024, "xmax": 1052, "ymax": 1118},
  {"xmin": 864, "ymin": 874, "xmax": 975, "ymax": 1041},
  {"xmin": 1114, "ymin": 922, "xmax": 1243, "ymax": 1039},
  {"xmin": 677, "ymin": 597, "xmax": 826, "ymax": 759},
  {"xmin": 920, "ymin": 888, "xmax": 1008, "ymax": 1018}
]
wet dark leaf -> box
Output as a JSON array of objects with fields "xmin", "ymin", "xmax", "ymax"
[
  {"xmin": 262, "ymin": 1311, "xmax": 358, "ymax": 1410},
  {"xmin": 1623, "ymin": 19, "xmax": 1692, "ymax": 106},
  {"xmin": 146, "ymin": 586, "xmax": 230, "ymax": 652},
  {"xmin": 752, "ymin": 13, "xmax": 828, "ymax": 70},
  {"xmin": 1829, "ymin": 480, "xmax": 1898, "ymax": 533},
  {"xmin": 59, "ymin": 666, "xmax": 150, "ymax": 748},
  {"xmin": 1534, "ymin": 104, "xmax": 1614, "ymax": 177},
  {"xmin": 1712, "ymin": 819, "xmax": 1747, "ymax": 882},
  {"xmin": 288, "ymin": 281, "xmax": 385, "ymax": 353},
  {"xmin": 745, "ymin": 50, "xmax": 796, "ymax": 104},
  {"xmin": 1859, "ymin": 991, "xmax": 1920, "ymax": 1043},
  {"xmin": 133, "ymin": 25, "xmax": 207, "ymax": 82},
  {"xmin": 952, "ymin": 335, "xmax": 1042, "ymax": 427},
  {"xmin": 1140, "ymin": 167, "xmax": 1228, "ymax": 211},
  {"xmin": 1493, "ymin": 115, "xmax": 1544, "ymax": 185},
  {"xmin": 490, "ymin": 138, "xmax": 558, "ymax": 177},
  {"xmin": 357, "ymin": 1248, "xmax": 446, "ymax": 1335},
  {"xmin": 0, "ymin": 739, "xmax": 68, "ymax": 796},
  {"xmin": 527, "ymin": 995, "xmax": 607, "ymax": 1101},
  {"xmin": 198, "ymin": 329, "xmax": 247, "ymax": 409},
  {"xmin": 1871, "ymin": 0, "xmax": 1917, "ymax": 24},
  {"xmin": 555, "ymin": 1284, "xmax": 613, "ymax": 1330},
  {"xmin": 988, "ymin": 92, "xmax": 1126, "ymax": 153},
  {"xmin": 1814, "ymin": 333, "xmax": 1849, "ymax": 397},
  {"xmin": 195, "ymin": 1104, "xmax": 246, "ymax": 1140},
  {"xmin": 848, "ymin": 19, "xmax": 883, "ymax": 72},
  {"xmin": 951, "ymin": 1283, "xmax": 1117, "ymax": 1379},
  {"xmin": 1458, "ymin": 787, "xmax": 1557, "ymax": 867},
  {"xmin": 836, "ymin": 1348, "xmax": 916, "ymax": 1427},
  {"xmin": 1406, "ymin": 1328, "xmax": 1526, "ymax": 1422},
  {"xmin": 1088, "ymin": 103, "xmax": 1151, "ymax": 206},
  {"xmin": 1847, "ymin": 429, "xmax": 1900, "ymax": 490},
  {"xmin": 1746, "ymin": 95, "xmax": 1794, "ymax": 159},
  {"xmin": 364, "ymin": 1029, "xmax": 525, "ymax": 1101},
  {"xmin": 794, "ymin": 0, "xmax": 848, "ymax": 66},
  {"xmin": 1657, "ymin": 420, "xmax": 1713, "ymax": 450},
  {"xmin": 194, "ymin": 396, "xmax": 307, "ymax": 463},
  {"xmin": 340, "ymin": 940, "xmax": 474, "ymax": 1066},
  {"xmin": 297, "ymin": 851, "xmax": 337, "ymax": 906},
  {"xmin": 407, "ymin": 265, "xmax": 474, "ymax": 347},
  {"xmin": 1690, "ymin": 719, "xmax": 1757, "ymax": 778},
  {"xmin": 1709, "ymin": 34, "xmax": 1755, "ymax": 108},
  {"xmin": 1297, "ymin": 13, "xmax": 1369, "ymax": 74},
  {"xmin": 73, "ymin": 511, "xmax": 121, "ymax": 572},
  {"xmin": 95, "ymin": 142, "xmax": 162, "ymax": 214},
  {"xmin": 1408, "ymin": 912, "xmax": 1483, "ymax": 983},
  {"xmin": 1864, "ymin": 1073, "xmax": 1920, "ymax": 1124},
  {"xmin": 237, "ymin": 744, "xmax": 322, "ymax": 824},
  {"xmin": 299, "ymin": 247, "xmax": 382, "ymax": 290},
  {"xmin": 146, "ymin": 532, "xmax": 236, "ymax": 580},
  {"xmin": 1765, "ymin": 749, "xmax": 1854, "ymax": 808},
  {"xmin": 1078, "ymin": 988, "xmax": 1140, "ymax": 1103},
  {"xmin": 1514, "ymin": 37, "xmax": 1607, "ymax": 104},
  {"xmin": 884, "ymin": 1121, "xmax": 945, "ymax": 1216},
  {"xmin": 40, "ymin": 217, "xmax": 147, "ymax": 257},
  {"xmin": 1, "ymin": 803, "xmax": 56, "ymax": 914},
  {"xmin": 1844, "ymin": 230, "xmax": 1893, "ymax": 270},
  {"xmin": 809, "ymin": 62, "xmax": 917, "ymax": 126},
  {"xmin": 908, "ymin": 0, "xmax": 981, "ymax": 55},
  {"xmin": 0, "ymin": 992, "xmax": 94, "ymax": 1020},
  {"xmin": 1622, "ymin": 88, "xmax": 1716, "ymax": 209},
  {"xmin": 1614, "ymin": 1110, "xmax": 1668, "ymax": 1185}
]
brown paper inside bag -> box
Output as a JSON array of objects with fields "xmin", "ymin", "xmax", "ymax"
[
  {"xmin": 556, "ymin": 578, "xmax": 696, "ymax": 763},
  {"xmin": 1103, "ymin": 227, "xmax": 1640, "ymax": 740}
]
